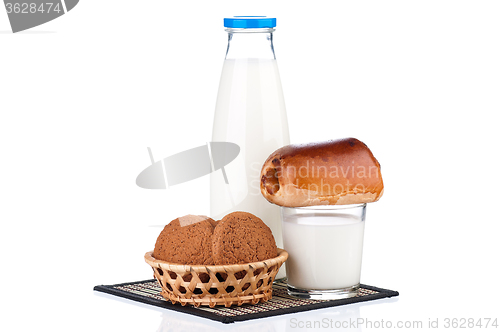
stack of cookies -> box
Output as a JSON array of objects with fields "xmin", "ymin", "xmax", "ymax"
[{"xmin": 153, "ymin": 211, "xmax": 278, "ymax": 266}]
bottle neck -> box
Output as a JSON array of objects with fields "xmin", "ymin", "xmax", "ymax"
[{"xmin": 225, "ymin": 28, "xmax": 276, "ymax": 60}]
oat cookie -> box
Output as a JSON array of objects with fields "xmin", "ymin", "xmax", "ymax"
[
  {"xmin": 212, "ymin": 211, "xmax": 277, "ymax": 265},
  {"xmin": 153, "ymin": 215, "xmax": 216, "ymax": 265}
]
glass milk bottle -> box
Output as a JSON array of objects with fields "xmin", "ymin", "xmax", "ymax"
[{"xmin": 211, "ymin": 16, "xmax": 290, "ymax": 277}]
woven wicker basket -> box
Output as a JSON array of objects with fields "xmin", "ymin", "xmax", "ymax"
[{"xmin": 144, "ymin": 249, "xmax": 288, "ymax": 308}]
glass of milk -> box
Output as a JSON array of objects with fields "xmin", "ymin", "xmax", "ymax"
[{"xmin": 281, "ymin": 204, "xmax": 367, "ymax": 299}]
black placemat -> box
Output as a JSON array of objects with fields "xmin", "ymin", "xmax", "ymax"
[{"xmin": 94, "ymin": 279, "xmax": 398, "ymax": 324}]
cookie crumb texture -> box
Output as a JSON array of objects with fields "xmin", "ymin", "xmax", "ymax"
[
  {"xmin": 212, "ymin": 211, "xmax": 278, "ymax": 265},
  {"xmin": 153, "ymin": 215, "xmax": 215, "ymax": 265}
]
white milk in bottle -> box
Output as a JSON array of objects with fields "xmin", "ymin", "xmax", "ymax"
[{"xmin": 210, "ymin": 17, "xmax": 290, "ymax": 278}]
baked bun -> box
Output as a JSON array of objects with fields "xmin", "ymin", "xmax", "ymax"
[
  {"xmin": 153, "ymin": 215, "xmax": 216, "ymax": 265},
  {"xmin": 212, "ymin": 212, "xmax": 277, "ymax": 265},
  {"xmin": 260, "ymin": 137, "xmax": 384, "ymax": 207}
]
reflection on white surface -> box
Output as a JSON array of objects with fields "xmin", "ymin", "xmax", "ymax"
[
  {"xmin": 156, "ymin": 312, "xmax": 279, "ymax": 332},
  {"xmin": 155, "ymin": 303, "xmax": 362, "ymax": 332},
  {"xmin": 95, "ymin": 287, "xmax": 398, "ymax": 332},
  {"xmin": 154, "ymin": 298, "xmax": 400, "ymax": 332},
  {"xmin": 284, "ymin": 305, "xmax": 361, "ymax": 332}
]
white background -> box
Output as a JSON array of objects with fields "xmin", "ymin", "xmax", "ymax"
[{"xmin": 1, "ymin": 1, "xmax": 499, "ymax": 331}]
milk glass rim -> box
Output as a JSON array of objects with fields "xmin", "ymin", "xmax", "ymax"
[
  {"xmin": 225, "ymin": 28, "xmax": 275, "ymax": 33},
  {"xmin": 281, "ymin": 203, "xmax": 366, "ymax": 211}
]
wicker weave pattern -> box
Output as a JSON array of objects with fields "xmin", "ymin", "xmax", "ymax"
[{"xmin": 144, "ymin": 249, "xmax": 288, "ymax": 308}]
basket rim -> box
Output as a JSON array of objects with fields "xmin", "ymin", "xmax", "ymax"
[{"xmin": 145, "ymin": 248, "xmax": 288, "ymax": 273}]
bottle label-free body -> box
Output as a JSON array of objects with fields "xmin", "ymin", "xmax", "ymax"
[{"xmin": 211, "ymin": 58, "xmax": 290, "ymax": 262}]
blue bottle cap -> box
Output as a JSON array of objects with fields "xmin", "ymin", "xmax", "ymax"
[{"xmin": 224, "ymin": 16, "xmax": 276, "ymax": 29}]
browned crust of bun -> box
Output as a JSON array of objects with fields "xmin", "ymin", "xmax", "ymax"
[{"xmin": 260, "ymin": 138, "xmax": 384, "ymax": 207}]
